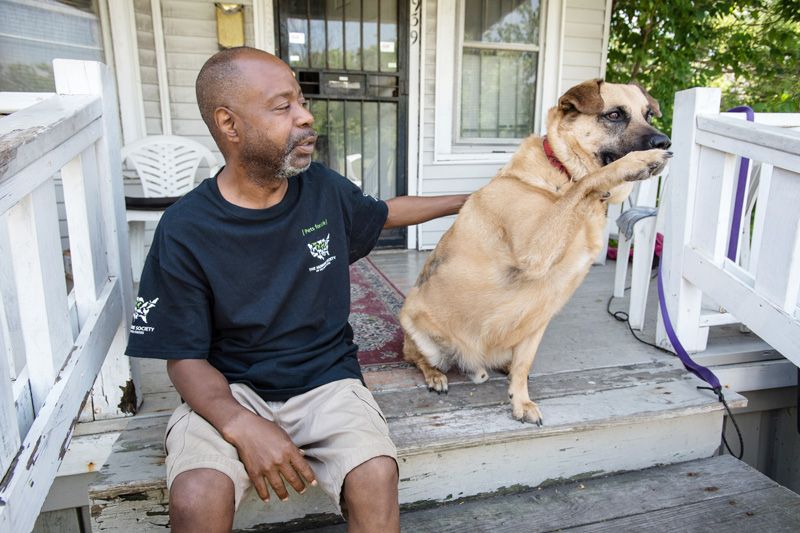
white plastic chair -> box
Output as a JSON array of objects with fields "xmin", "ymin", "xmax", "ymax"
[
  {"xmin": 123, "ymin": 135, "xmax": 220, "ymax": 282},
  {"xmin": 345, "ymin": 153, "xmax": 362, "ymax": 188}
]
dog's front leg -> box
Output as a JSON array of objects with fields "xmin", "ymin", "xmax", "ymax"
[
  {"xmin": 517, "ymin": 148, "xmax": 670, "ymax": 278},
  {"xmin": 508, "ymin": 328, "xmax": 547, "ymax": 425}
]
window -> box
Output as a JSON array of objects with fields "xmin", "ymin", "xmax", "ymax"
[
  {"xmin": 433, "ymin": 0, "xmax": 549, "ymax": 162},
  {"xmin": 0, "ymin": 0, "xmax": 104, "ymax": 92},
  {"xmin": 457, "ymin": 0, "xmax": 541, "ymax": 142}
]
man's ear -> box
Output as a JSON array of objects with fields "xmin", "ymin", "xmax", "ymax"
[
  {"xmin": 631, "ymin": 82, "xmax": 662, "ymax": 118},
  {"xmin": 214, "ymin": 106, "xmax": 239, "ymax": 143},
  {"xmin": 558, "ymin": 79, "xmax": 604, "ymax": 115}
]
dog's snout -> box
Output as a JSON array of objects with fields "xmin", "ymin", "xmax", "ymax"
[{"xmin": 648, "ymin": 133, "xmax": 671, "ymax": 150}]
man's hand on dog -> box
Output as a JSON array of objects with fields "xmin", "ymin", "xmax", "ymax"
[{"xmin": 225, "ymin": 410, "xmax": 317, "ymax": 502}]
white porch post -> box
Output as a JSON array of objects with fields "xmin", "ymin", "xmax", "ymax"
[
  {"xmin": 656, "ymin": 87, "xmax": 721, "ymax": 353},
  {"xmin": 54, "ymin": 60, "xmax": 139, "ymax": 419},
  {"xmin": 253, "ymin": 0, "xmax": 276, "ymax": 54},
  {"xmin": 106, "ymin": 0, "xmax": 147, "ymax": 145}
]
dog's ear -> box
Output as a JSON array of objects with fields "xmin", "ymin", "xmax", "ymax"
[
  {"xmin": 558, "ymin": 79, "xmax": 604, "ymax": 115},
  {"xmin": 631, "ymin": 82, "xmax": 662, "ymax": 118}
]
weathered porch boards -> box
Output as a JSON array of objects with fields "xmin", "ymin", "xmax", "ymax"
[
  {"xmin": 303, "ymin": 455, "xmax": 800, "ymax": 532},
  {"xmin": 82, "ymin": 254, "xmax": 752, "ymax": 531},
  {"xmin": 89, "ymin": 360, "xmax": 742, "ymax": 530}
]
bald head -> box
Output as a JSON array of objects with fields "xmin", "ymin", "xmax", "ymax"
[{"xmin": 195, "ymin": 47, "xmax": 287, "ymax": 144}]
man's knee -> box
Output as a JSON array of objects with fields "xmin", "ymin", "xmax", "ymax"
[
  {"xmin": 170, "ymin": 468, "xmax": 235, "ymax": 528},
  {"xmin": 346, "ymin": 456, "xmax": 398, "ymax": 493}
]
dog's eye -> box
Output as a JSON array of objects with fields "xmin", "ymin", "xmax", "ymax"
[
  {"xmin": 605, "ymin": 111, "xmax": 622, "ymax": 120},
  {"xmin": 645, "ymin": 111, "xmax": 654, "ymax": 123}
]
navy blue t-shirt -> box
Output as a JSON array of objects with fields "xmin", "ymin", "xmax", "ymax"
[{"xmin": 125, "ymin": 163, "xmax": 389, "ymax": 401}]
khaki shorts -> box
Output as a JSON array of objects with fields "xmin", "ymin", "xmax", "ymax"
[{"xmin": 164, "ymin": 378, "xmax": 397, "ymax": 514}]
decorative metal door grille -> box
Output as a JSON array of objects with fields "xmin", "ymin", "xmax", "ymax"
[{"xmin": 277, "ymin": 0, "xmax": 409, "ymax": 247}]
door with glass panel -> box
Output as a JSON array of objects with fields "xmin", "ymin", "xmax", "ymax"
[{"xmin": 276, "ymin": 0, "xmax": 408, "ymax": 247}]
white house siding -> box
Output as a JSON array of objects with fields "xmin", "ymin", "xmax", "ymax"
[
  {"xmin": 416, "ymin": 0, "xmax": 610, "ymax": 249},
  {"xmin": 159, "ymin": 0, "xmax": 255, "ymax": 154},
  {"xmin": 131, "ymin": 0, "xmax": 255, "ymax": 159},
  {"xmin": 135, "ymin": 0, "xmax": 163, "ymax": 137},
  {"xmin": 560, "ymin": 0, "xmax": 608, "ymax": 91},
  {"xmin": 417, "ymin": 0, "xmax": 508, "ymax": 249}
]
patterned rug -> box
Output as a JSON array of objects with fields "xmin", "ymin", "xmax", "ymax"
[{"xmin": 349, "ymin": 258, "xmax": 407, "ymax": 368}]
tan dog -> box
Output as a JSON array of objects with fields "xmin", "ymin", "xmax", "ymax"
[{"xmin": 399, "ymin": 79, "xmax": 672, "ymax": 425}]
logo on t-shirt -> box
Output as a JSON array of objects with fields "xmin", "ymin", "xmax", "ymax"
[
  {"xmin": 130, "ymin": 297, "xmax": 159, "ymax": 335},
  {"xmin": 307, "ymin": 233, "xmax": 336, "ymax": 272},
  {"xmin": 307, "ymin": 233, "xmax": 330, "ymax": 260}
]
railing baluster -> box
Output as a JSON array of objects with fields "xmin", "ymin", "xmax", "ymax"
[
  {"xmin": 0, "ymin": 300, "xmax": 21, "ymax": 476},
  {"xmin": 690, "ymin": 147, "xmax": 738, "ymax": 264},
  {"xmin": 753, "ymin": 167, "xmax": 800, "ymax": 312},
  {"xmin": 748, "ymin": 163, "xmax": 773, "ymax": 278},
  {"xmin": 0, "ymin": 213, "xmax": 27, "ymax": 379},
  {"xmin": 656, "ymin": 88, "xmax": 720, "ymax": 353},
  {"xmin": 62, "ymin": 146, "xmax": 108, "ymax": 328},
  {"xmin": 6, "ymin": 180, "xmax": 73, "ymax": 414}
]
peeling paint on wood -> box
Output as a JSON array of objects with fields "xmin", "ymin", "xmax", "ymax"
[
  {"xmin": 0, "ymin": 126, "xmax": 45, "ymax": 178},
  {"xmin": 26, "ymin": 436, "xmax": 43, "ymax": 470}
]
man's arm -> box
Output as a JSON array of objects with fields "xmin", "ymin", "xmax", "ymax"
[
  {"xmin": 384, "ymin": 194, "xmax": 468, "ymax": 228},
  {"xmin": 167, "ymin": 359, "xmax": 316, "ymax": 501}
]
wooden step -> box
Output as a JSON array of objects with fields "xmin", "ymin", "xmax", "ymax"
[
  {"xmin": 301, "ymin": 455, "xmax": 800, "ymax": 532},
  {"xmin": 87, "ymin": 361, "xmax": 745, "ymax": 531}
]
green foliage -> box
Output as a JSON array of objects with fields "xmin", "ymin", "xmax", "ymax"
[{"xmin": 606, "ymin": 0, "xmax": 800, "ymax": 135}]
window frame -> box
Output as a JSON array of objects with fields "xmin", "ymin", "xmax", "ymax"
[
  {"xmin": 433, "ymin": 0, "xmax": 556, "ymax": 163},
  {"xmin": 454, "ymin": 0, "xmax": 543, "ymax": 145}
]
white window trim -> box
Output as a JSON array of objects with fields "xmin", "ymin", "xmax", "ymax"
[
  {"xmin": 454, "ymin": 2, "xmax": 541, "ymax": 146},
  {"xmin": 253, "ymin": 0, "xmax": 276, "ymax": 53},
  {"xmin": 105, "ymin": 0, "xmax": 147, "ymax": 144},
  {"xmin": 433, "ymin": 0, "xmax": 563, "ymax": 163}
]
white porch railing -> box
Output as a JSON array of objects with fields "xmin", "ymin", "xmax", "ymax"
[
  {"xmin": 657, "ymin": 87, "xmax": 800, "ymax": 367},
  {"xmin": 0, "ymin": 60, "xmax": 134, "ymax": 532}
]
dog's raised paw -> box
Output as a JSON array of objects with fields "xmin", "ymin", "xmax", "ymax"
[
  {"xmin": 512, "ymin": 399, "xmax": 543, "ymax": 426},
  {"xmin": 622, "ymin": 149, "xmax": 670, "ymax": 182}
]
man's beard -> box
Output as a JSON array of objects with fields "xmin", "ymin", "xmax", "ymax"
[{"xmin": 240, "ymin": 128, "xmax": 316, "ymax": 184}]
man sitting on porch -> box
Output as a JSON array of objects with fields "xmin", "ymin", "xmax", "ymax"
[{"xmin": 125, "ymin": 47, "xmax": 467, "ymax": 533}]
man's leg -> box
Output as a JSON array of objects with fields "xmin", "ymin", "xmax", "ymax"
[
  {"xmin": 169, "ymin": 468, "xmax": 235, "ymax": 532},
  {"xmin": 342, "ymin": 456, "xmax": 400, "ymax": 533},
  {"xmin": 279, "ymin": 380, "xmax": 399, "ymax": 528},
  {"xmin": 164, "ymin": 386, "xmax": 280, "ymax": 532}
]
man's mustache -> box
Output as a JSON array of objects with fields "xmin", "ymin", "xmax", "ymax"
[{"xmin": 287, "ymin": 129, "xmax": 318, "ymax": 151}]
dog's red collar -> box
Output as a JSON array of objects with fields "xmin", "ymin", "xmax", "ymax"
[{"xmin": 543, "ymin": 137, "xmax": 571, "ymax": 179}]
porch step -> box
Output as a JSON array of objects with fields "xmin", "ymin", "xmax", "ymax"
[
  {"xmin": 87, "ymin": 361, "xmax": 746, "ymax": 531},
  {"xmin": 303, "ymin": 455, "xmax": 800, "ymax": 532}
]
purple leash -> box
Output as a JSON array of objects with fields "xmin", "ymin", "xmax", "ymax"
[
  {"xmin": 656, "ymin": 260, "xmax": 722, "ymax": 390},
  {"xmin": 650, "ymin": 106, "xmax": 754, "ymax": 458},
  {"xmin": 656, "ymin": 259, "xmax": 743, "ymax": 458},
  {"xmin": 725, "ymin": 106, "xmax": 755, "ymax": 261}
]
